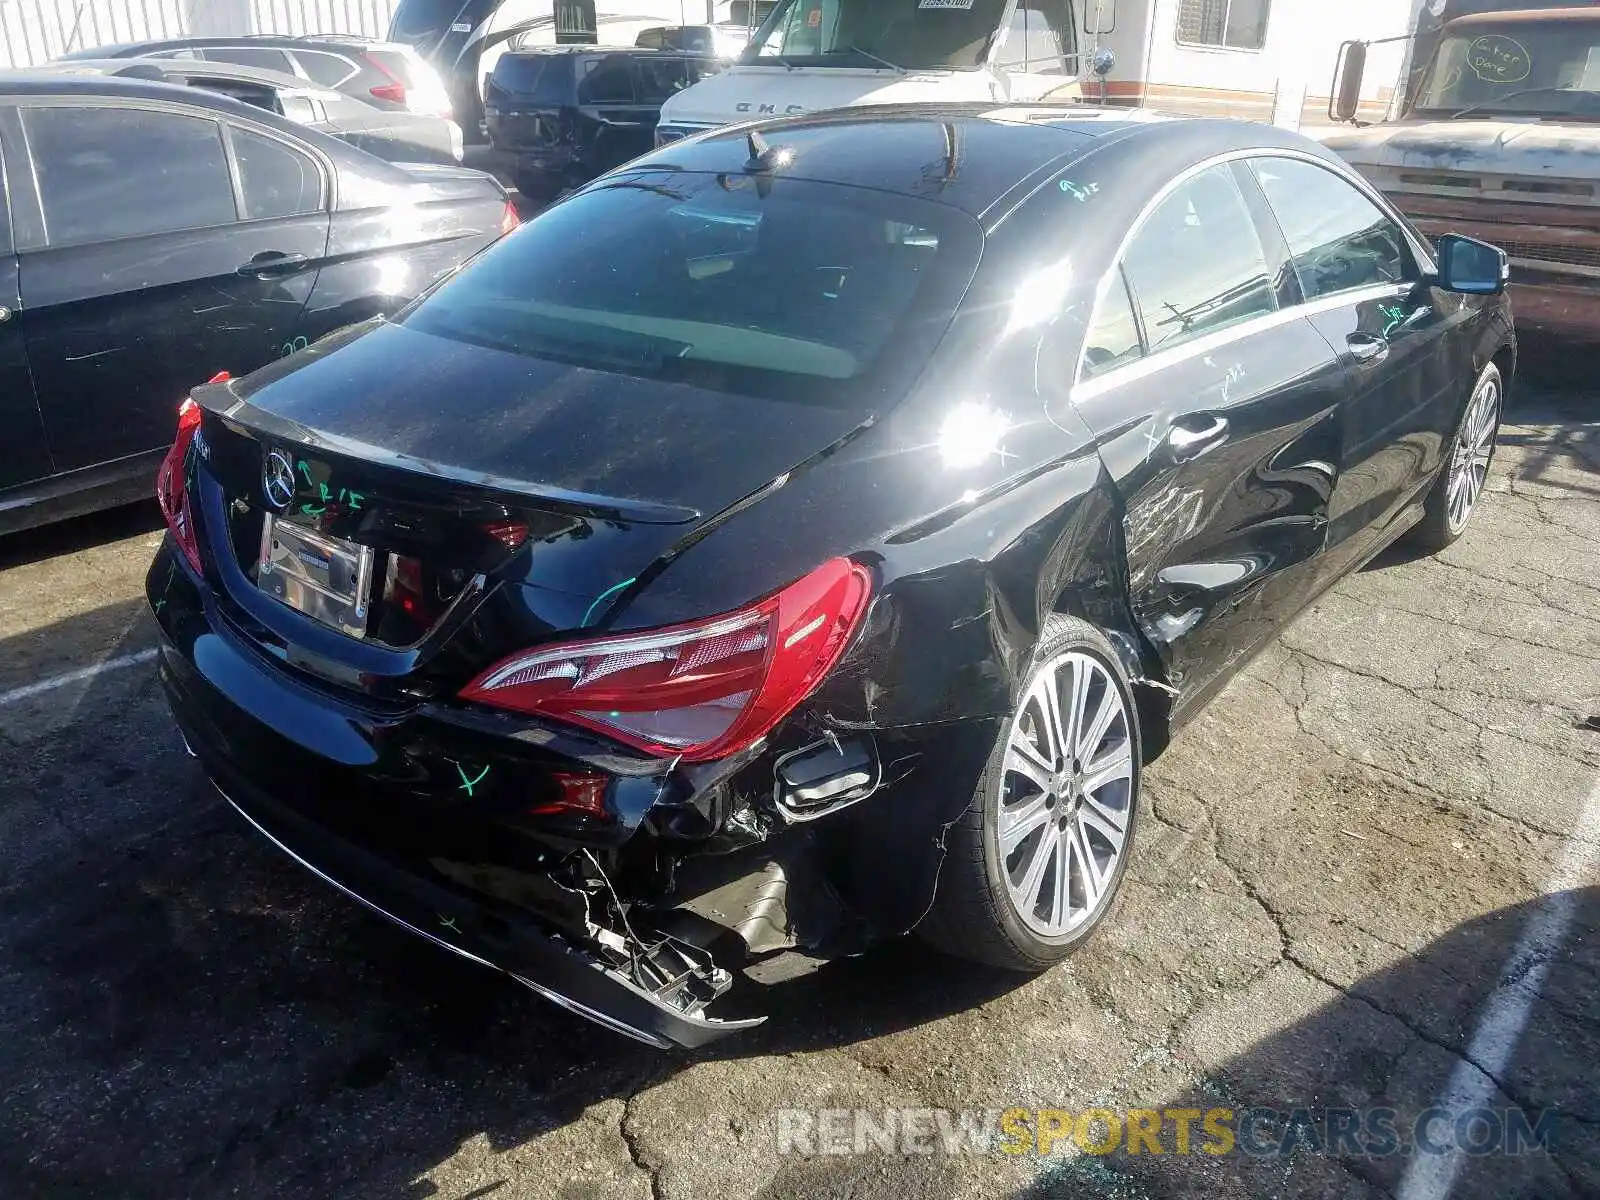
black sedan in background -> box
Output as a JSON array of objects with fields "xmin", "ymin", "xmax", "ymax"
[
  {"xmin": 147, "ymin": 107, "xmax": 1513, "ymax": 1047},
  {"xmin": 43, "ymin": 58, "xmax": 465, "ymax": 164},
  {"xmin": 0, "ymin": 73, "xmax": 517, "ymax": 535}
]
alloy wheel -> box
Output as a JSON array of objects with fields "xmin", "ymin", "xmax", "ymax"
[
  {"xmin": 998, "ymin": 651, "xmax": 1135, "ymax": 937},
  {"xmin": 1446, "ymin": 371, "xmax": 1500, "ymax": 535}
]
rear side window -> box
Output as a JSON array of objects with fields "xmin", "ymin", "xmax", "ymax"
[
  {"xmin": 24, "ymin": 107, "xmax": 237, "ymax": 246},
  {"xmin": 232, "ymin": 127, "xmax": 323, "ymax": 220},
  {"xmin": 1121, "ymin": 164, "xmax": 1277, "ymax": 356},
  {"xmin": 1249, "ymin": 157, "xmax": 1410, "ymax": 299},
  {"xmin": 203, "ymin": 46, "xmax": 297, "ymax": 74},
  {"xmin": 294, "ymin": 49, "xmax": 360, "ymax": 86},
  {"xmin": 400, "ymin": 171, "xmax": 979, "ymax": 404},
  {"xmin": 633, "ymin": 58, "xmax": 699, "ymax": 103},
  {"xmin": 578, "ymin": 55, "xmax": 635, "ymax": 103},
  {"xmin": 493, "ymin": 54, "xmax": 568, "ymax": 103}
]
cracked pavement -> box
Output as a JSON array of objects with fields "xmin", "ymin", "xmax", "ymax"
[{"xmin": 0, "ymin": 382, "xmax": 1595, "ymax": 1199}]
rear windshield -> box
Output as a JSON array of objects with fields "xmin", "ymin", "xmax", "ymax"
[
  {"xmin": 400, "ymin": 170, "xmax": 979, "ymax": 405},
  {"xmin": 492, "ymin": 53, "xmax": 568, "ymax": 100}
]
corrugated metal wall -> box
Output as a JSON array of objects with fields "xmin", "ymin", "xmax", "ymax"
[{"xmin": 0, "ymin": 0, "xmax": 400, "ymax": 68}]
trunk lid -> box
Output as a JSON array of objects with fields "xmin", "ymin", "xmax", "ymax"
[{"xmin": 191, "ymin": 317, "xmax": 873, "ymax": 693}]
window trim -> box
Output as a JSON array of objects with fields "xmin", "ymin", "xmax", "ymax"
[
  {"xmin": 1110, "ymin": 160, "xmax": 1281, "ymax": 362},
  {"xmin": 1071, "ymin": 146, "xmax": 1436, "ymax": 393},
  {"xmin": 17, "ymin": 100, "xmax": 239, "ymax": 250},
  {"xmin": 222, "ymin": 122, "xmax": 328, "ymax": 223},
  {"xmin": 1173, "ymin": 0, "xmax": 1272, "ymax": 53},
  {"xmin": 1244, "ymin": 153, "xmax": 1423, "ymax": 306},
  {"xmin": 9, "ymin": 96, "xmax": 335, "ymax": 250}
]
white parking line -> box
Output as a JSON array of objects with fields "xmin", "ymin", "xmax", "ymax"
[
  {"xmin": 0, "ymin": 648, "xmax": 159, "ymax": 708},
  {"xmin": 1397, "ymin": 774, "xmax": 1600, "ymax": 1200}
]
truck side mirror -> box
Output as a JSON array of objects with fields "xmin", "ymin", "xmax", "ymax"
[
  {"xmin": 1436, "ymin": 234, "xmax": 1510, "ymax": 296},
  {"xmin": 1332, "ymin": 40, "xmax": 1367, "ymax": 123},
  {"xmin": 1091, "ymin": 48, "xmax": 1115, "ymax": 77}
]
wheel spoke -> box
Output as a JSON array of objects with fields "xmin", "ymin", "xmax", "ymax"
[
  {"xmin": 1007, "ymin": 730, "xmax": 1053, "ymax": 791},
  {"xmin": 999, "ymin": 791, "xmax": 1052, "ymax": 855},
  {"xmin": 1082, "ymin": 743, "xmax": 1134, "ymax": 796},
  {"xmin": 1071, "ymin": 820, "xmax": 1104, "ymax": 911},
  {"xmin": 1077, "ymin": 677, "xmax": 1120, "ymax": 763},
  {"xmin": 1035, "ymin": 674, "xmax": 1066, "ymax": 770},
  {"xmin": 1064, "ymin": 658, "xmax": 1092, "ymax": 764},
  {"xmin": 1015, "ymin": 829, "xmax": 1055, "ymax": 913},
  {"xmin": 1048, "ymin": 830, "xmax": 1071, "ymax": 927},
  {"xmin": 1080, "ymin": 800, "xmax": 1128, "ymax": 856}
]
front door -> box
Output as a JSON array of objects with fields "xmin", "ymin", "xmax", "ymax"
[
  {"xmin": 1244, "ymin": 155, "xmax": 1464, "ymax": 575},
  {"xmin": 1070, "ymin": 162, "xmax": 1348, "ymax": 714},
  {"xmin": 16, "ymin": 103, "xmax": 329, "ymax": 473}
]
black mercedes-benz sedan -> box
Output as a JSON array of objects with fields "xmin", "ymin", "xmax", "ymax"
[{"xmin": 147, "ymin": 106, "xmax": 1514, "ymax": 1048}]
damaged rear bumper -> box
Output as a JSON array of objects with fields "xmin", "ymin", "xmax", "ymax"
[{"xmin": 211, "ymin": 770, "xmax": 761, "ymax": 1048}]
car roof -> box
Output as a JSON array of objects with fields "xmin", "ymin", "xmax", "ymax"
[
  {"xmin": 635, "ymin": 105, "xmax": 1329, "ymax": 225},
  {"xmin": 60, "ymin": 34, "xmax": 385, "ymax": 57},
  {"xmin": 0, "ymin": 71, "xmax": 401, "ymax": 164},
  {"xmin": 30, "ymin": 57, "xmax": 325, "ymax": 92},
  {"xmin": 505, "ymin": 44, "xmax": 712, "ymax": 57}
]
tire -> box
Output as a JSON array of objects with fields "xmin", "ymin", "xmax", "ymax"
[
  {"xmin": 917, "ymin": 613, "xmax": 1143, "ymax": 971},
  {"xmin": 1406, "ymin": 360, "xmax": 1503, "ymax": 554}
]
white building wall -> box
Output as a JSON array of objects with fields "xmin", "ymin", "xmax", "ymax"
[
  {"xmin": 0, "ymin": 0, "xmax": 399, "ymax": 68},
  {"xmin": 1090, "ymin": 0, "xmax": 1415, "ymax": 128}
]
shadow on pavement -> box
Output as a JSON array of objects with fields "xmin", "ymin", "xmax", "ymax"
[
  {"xmin": 1015, "ymin": 887, "xmax": 1600, "ymax": 1199},
  {"xmin": 0, "ymin": 500, "xmax": 164, "ymax": 572}
]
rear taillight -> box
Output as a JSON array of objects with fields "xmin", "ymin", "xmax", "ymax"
[
  {"xmin": 460, "ymin": 558, "xmax": 873, "ymax": 762},
  {"xmin": 499, "ymin": 201, "xmax": 520, "ymax": 236},
  {"xmin": 155, "ymin": 372, "xmax": 230, "ymax": 576},
  {"xmin": 155, "ymin": 399, "xmax": 204, "ymax": 575},
  {"xmin": 365, "ymin": 52, "xmax": 408, "ymax": 105}
]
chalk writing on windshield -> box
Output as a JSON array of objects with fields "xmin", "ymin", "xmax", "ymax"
[{"xmin": 1467, "ymin": 35, "xmax": 1531, "ymax": 85}]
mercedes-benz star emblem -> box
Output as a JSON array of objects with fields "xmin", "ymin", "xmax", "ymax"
[{"xmin": 262, "ymin": 449, "xmax": 296, "ymax": 511}]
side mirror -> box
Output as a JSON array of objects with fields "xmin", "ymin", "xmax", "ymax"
[
  {"xmin": 1331, "ymin": 40, "xmax": 1367, "ymax": 123},
  {"xmin": 1091, "ymin": 47, "xmax": 1115, "ymax": 78},
  {"xmin": 1436, "ymin": 234, "xmax": 1510, "ymax": 295}
]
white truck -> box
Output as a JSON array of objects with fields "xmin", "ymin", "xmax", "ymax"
[{"xmin": 654, "ymin": 0, "xmax": 1093, "ymax": 144}]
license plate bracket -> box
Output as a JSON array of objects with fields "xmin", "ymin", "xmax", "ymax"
[{"xmin": 257, "ymin": 513, "xmax": 376, "ymax": 639}]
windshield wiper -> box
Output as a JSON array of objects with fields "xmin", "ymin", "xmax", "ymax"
[
  {"xmin": 846, "ymin": 43, "xmax": 907, "ymax": 74},
  {"xmin": 1449, "ymin": 85, "xmax": 1593, "ymax": 119}
]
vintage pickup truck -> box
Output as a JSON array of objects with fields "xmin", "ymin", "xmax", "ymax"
[{"xmin": 1325, "ymin": 6, "xmax": 1600, "ymax": 342}]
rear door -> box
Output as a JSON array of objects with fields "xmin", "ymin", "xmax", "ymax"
[
  {"xmin": 1245, "ymin": 155, "xmax": 1461, "ymax": 571},
  {"xmin": 1069, "ymin": 161, "xmax": 1348, "ymax": 713},
  {"xmin": 0, "ymin": 109, "xmax": 51, "ymax": 491},
  {"xmin": 576, "ymin": 53, "xmax": 654, "ymax": 176},
  {"xmin": 16, "ymin": 101, "xmax": 330, "ymax": 471}
]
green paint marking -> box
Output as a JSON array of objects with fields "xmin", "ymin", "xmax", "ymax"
[
  {"xmin": 438, "ymin": 914, "xmax": 460, "ymax": 933},
  {"xmin": 1378, "ymin": 304, "xmax": 1407, "ymax": 338},
  {"xmin": 299, "ymin": 503, "xmax": 325, "ymax": 517},
  {"xmin": 347, "ymin": 492, "xmax": 364, "ymax": 510},
  {"xmin": 153, "ymin": 599, "xmax": 166, "ymax": 613},
  {"xmin": 297, "ymin": 460, "xmax": 314, "ymax": 486},
  {"xmin": 455, "ymin": 763, "xmax": 490, "ymax": 796},
  {"xmin": 582, "ymin": 576, "xmax": 637, "ymax": 628}
]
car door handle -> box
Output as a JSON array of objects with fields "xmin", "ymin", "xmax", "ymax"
[
  {"xmin": 238, "ymin": 251, "xmax": 309, "ymax": 278},
  {"xmin": 1168, "ymin": 414, "xmax": 1229, "ymax": 463},
  {"xmin": 1347, "ymin": 333, "xmax": 1390, "ymax": 364}
]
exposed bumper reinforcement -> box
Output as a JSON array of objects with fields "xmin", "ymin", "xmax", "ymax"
[{"xmin": 212, "ymin": 780, "xmax": 765, "ymax": 1050}]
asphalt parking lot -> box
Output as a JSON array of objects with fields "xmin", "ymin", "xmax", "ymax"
[{"xmin": 1, "ymin": 376, "xmax": 1596, "ymax": 1199}]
